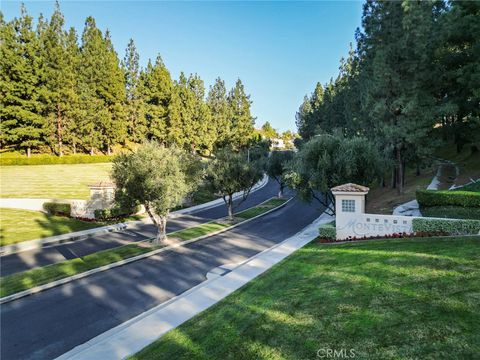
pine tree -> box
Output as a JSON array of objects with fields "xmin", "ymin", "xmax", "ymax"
[
  {"xmin": 63, "ymin": 27, "xmax": 82, "ymax": 154},
  {"xmin": 175, "ymin": 72, "xmax": 196, "ymax": 151},
  {"xmin": 141, "ymin": 55, "xmax": 173, "ymax": 144},
  {"xmin": 188, "ymin": 73, "xmax": 214, "ymax": 154},
  {"xmin": 122, "ymin": 38, "xmax": 145, "ymax": 143},
  {"xmin": 78, "ymin": 18, "xmax": 126, "ymax": 154},
  {"xmin": 0, "ymin": 5, "xmax": 45, "ymax": 156},
  {"xmin": 102, "ymin": 30, "xmax": 127, "ymax": 154},
  {"xmin": 227, "ymin": 79, "xmax": 255, "ymax": 149},
  {"xmin": 437, "ymin": 1, "xmax": 480, "ymax": 152},
  {"xmin": 38, "ymin": 2, "xmax": 78, "ymax": 156},
  {"xmin": 207, "ymin": 77, "xmax": 231, "ymax": 149},
  {"xmin": 358, "ymin": 0, "xmax": 438, "ymax": 194}
]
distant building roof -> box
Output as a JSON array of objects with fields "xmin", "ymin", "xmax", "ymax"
[
  {"xmin": 89, "ymin": 180, "xmax": 115, "ymax": 188},
  {"xmin": 331, "ymin": 183, "xmax": 369, "ymax": 193}
]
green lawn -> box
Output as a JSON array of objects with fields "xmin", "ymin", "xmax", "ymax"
[
  {"xmin": 0, "ymin": 163, "xmax": 112, "ymax": 199},
  {"xmin": 0, "ymin": 208, "xmax": 105, "ymax": 246},
  {"xmin": 131, "ymin": 236, "xmax": 480, "ymax": 360},
  {"xmin": 170, "ymin": 222, "xmax": 230, "ymax": 241},
  {"xmin": 236, "ymin": 198, "xmax": 288, "ymax": 219},
  {"xmin": 0, "ymin": 243, "xmax": 150, "ymax": 297}
]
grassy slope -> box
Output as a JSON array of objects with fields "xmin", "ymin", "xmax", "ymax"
[
  {"xmin": 131, "ymin": 236, "xmax": 480, "ymax": 360},
  {"xmin": 0, "ymin": 163, "xmax": 112, "ymax": 199},
  {"xmin": 0, "ymin": 208, "xmax": 104, "ymax": 246}
]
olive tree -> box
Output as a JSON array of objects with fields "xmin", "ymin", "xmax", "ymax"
[
  {"xmin": 206, "ymin": 149, "xmax": 263, "ymax": 220},
  {"xmin": 287, "ymin": 134, "xmax": 381, "ymax": 215},
  {"xmin": 112, "ymin": 142, "xmax": 201, "ymax": 244},
  {"xmin": 265, "ymin": 150, "xmax": 294, "ymax": 197}
]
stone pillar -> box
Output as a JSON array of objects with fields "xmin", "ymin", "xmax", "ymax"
[{"xmin": 331, "ymin": 183, "xmax": 370, "ymax": 240}]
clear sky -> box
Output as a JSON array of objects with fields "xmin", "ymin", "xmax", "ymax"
[{"xmin": 2, "ymin": 1, "xmax": 363, "ymax": 132}]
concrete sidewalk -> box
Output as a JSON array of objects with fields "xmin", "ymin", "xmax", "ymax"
[{"xmin": 56, "ymin": 211, "xmax": 333, "ymax": 360}]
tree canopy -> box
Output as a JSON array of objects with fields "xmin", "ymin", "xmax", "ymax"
[
  {"xmin": 295, "ymin": 0, "xmax": 480, "ymax": 194},
  {"xmin": 111, "ymin": 142, "xmax": 201, "ymax": 244},
  {"xmin": 206, "ymin": 149, "xmax": 263, "ymax": 220},
  {"xmin": 0, "ymin": 3, "xmax": 257, "ymax": 156}
]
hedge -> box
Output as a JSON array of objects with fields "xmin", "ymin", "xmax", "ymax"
[
  {"xmin": 94, "ymin": 205, "xmax": 140, "ymax": 221},
  {"xmin": 43, "ymin": 202, "xmax": 71, "ymax": 216},
  {"xmin": 0, "ymin": 154, "xmax": 113, "ymax": 166},
  {"xmin": 319, "ymin": 221, "xmax": 336, "ymax": 240},
  {"xmin": 416, "ymin": 189, "xmax": 480, "ymax": 208},
  {"xmin": 421, "ymin": 206, "xmax": 480, "ymax": 220},
  {"xmin": 412, "ymin": 218, "xmax": 480, "ymax": 235}
]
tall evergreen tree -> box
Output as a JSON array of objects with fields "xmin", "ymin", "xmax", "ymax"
[
  {"xmin": 437, "ymin": 1, "xmax": 480, "ymax": 152},
  {"xmin": 78, "ymin": 19, "xmax": 126, "ymax": 154},
  {"xmin": 356, "ymin": 0, "xmax": 439, "ymax": 193},
  {"xmin": 207, "ymin": 77, "xmax": 231, "ymax": 149},
  {"xmin": 227, "ymin": 79, "xmax": 255, "ymax": 149},
  {"xmin": 188, "ymin": 73, "xmax": 214, "ymax": 154},
  {"xmin": 141, "ymin": 55, "xmax": 173, "ymax": 144},
  {"xmin": 0, "ymin": 6, "xmax": 45, "ymax": 156},
  {"xmin": 122, "ymin": 38, "xmax": 145, "ymax": 143},
  {"xmin": 38, "ymin": 2, "xmax": 78, "ymax": 156}
]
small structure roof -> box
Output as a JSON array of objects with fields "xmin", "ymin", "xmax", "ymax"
[{"xmin": 331, "ymin": 183, "xmax": 369, "ymax": 193}]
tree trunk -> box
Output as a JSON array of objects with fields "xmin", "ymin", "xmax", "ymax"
[
  {"xmin": 57, "ymin": 104, "xmax": 63, "ymax": 157},
  {"xmin": 153, "ymin": 215, "xmax": 167, "ymax": 246},
  {"xmin": 90, "ymin": 147, "xmax": 94, "ymax": 156},
  {"xmin": 396, "ymin": 147, "xmax": 404, "ymax": 195},
  {"xmin": 107, "ymin": 144, "xmax": 111, "ymax": 156},
  {"xmin": 145, "ymin": 203, "xmax": 168, "ymax": 246},
  {"xmin": 227, "ymin": 195, "xmax": 234, "ymax": 220},
  {"xmin": 73, "ymin": 143, "xmax": 77, "ymax": 155},
  {"xmin": 27, "ymin": 147, "xmax": 31, "ymax": 158},
  {"xmin": 416, "ymin": 163, "xmax": 421, "ymax": 176},
  {"xmin": 278, "ymin": 183, "xmax": 284, "ymax": 198}
]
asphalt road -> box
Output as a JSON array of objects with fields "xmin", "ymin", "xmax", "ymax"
[
  {"xmin": 0, "ymin": 190, "xmax": 325, "ymax": 360},
  {"xmin": 1, "ymin": 178, "xmax": 278, "ymax": 276}
]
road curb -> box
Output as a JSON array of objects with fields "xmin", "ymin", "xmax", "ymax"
[
  {"xmin": 0, "ymin": 196, "xmax": 291, "ymax": 305},
  {"xmin": 0, "ymin": 175, "xmax": 269, "ymax": 255},
  {"xmin": 55, "ymin": 210, "xmax": 333, "ymax": 360},
  {"xmin": 0, "ymin": 223, "xmax": 128, "ymax": 256}
]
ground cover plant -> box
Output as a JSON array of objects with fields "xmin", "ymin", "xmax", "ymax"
[{"xmin": 130, "ymin": 236, "xmax": 480, "ymax": 360}]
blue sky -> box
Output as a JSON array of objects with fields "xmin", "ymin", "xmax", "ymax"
[{"xmin": 2, "ymin": 1, "xmax": 363, "ymax": 132}]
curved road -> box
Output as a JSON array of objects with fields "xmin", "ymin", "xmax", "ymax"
[
  {"xmin": 0, "ymin": 188, "xmax": 325, "ymax": 360},
  {"xmin": 1, "ymin": 178, "xmax": 278, "ymax": 276}
]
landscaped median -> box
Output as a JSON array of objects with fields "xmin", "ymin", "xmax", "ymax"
[{"xmin": 0, "ymin": 197, "xmax": 290, "ymax": 302}]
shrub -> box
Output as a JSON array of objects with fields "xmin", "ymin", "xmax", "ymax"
[
  {"xmin": 412, "ymin": 218, "xmax": 480, "ymax": 235},
  {"xmin": 421, "ymin": 206, "xmax": 480, "ymax": 220},
  {"xmin": 319, "ymin": 221, "xmax": 336, "ymax": 240},
  {"xmin": 0, "ymin": 154, "xmax": 113, "ymax": 166},
  {"xmin": 94, "ymin": 205, "xmax": 140, "ymax": 221},
  {"xmin": 416, "ymin": 189, "xmax": 480, "ymax": 208},
  {"xmin": 43, "ymin": 202, "xmax": 71, "ymax": 216}
]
